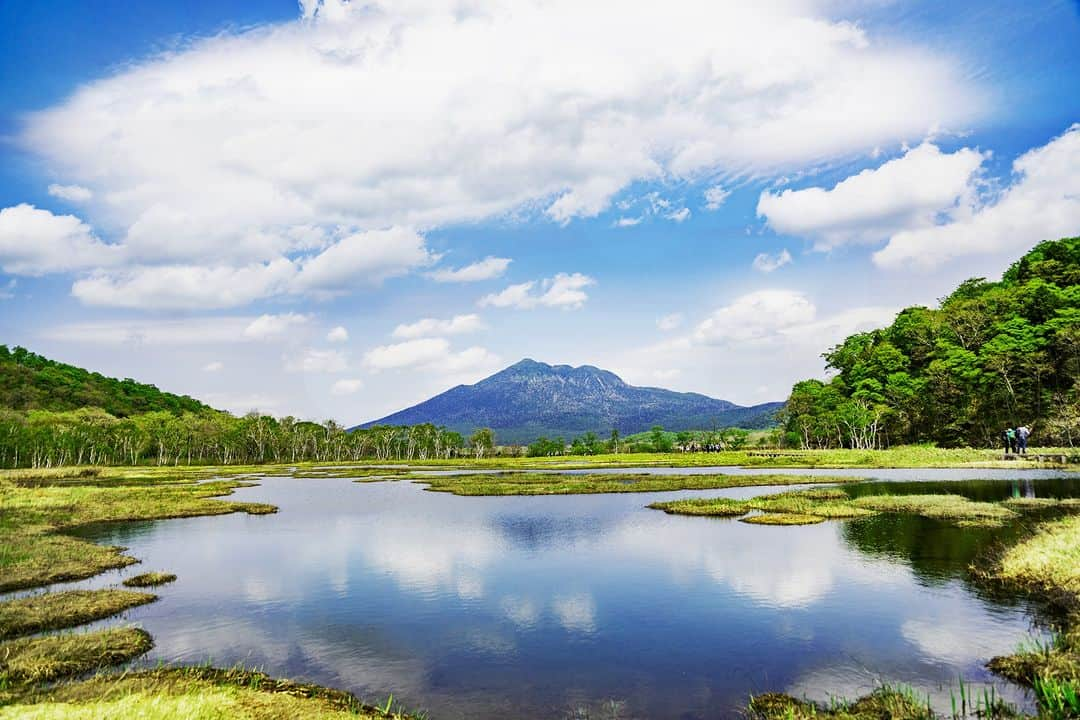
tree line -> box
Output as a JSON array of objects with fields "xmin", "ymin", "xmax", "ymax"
[
  {"xmin": 780, "ymin": 237, "xmax": 1080, "ymax": 449},
  {"xmin": 0, "ymin": 408, "xmax": 507, "ymax": 469}
]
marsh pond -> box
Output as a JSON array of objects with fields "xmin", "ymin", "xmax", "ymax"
[{"xmin": 45, "ymin": 469, "xmax": 1080, "ymax": 718}]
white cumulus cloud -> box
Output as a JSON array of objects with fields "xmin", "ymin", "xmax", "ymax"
[
  {"xmin": 72, "ymin": 260, "xmax": 297, "ymax": 309},
  {"xmin": 704, "ymin": 185, "xmax": 731, "ymax": 210},
  {"xmin": 327, "ymin": 326, "xmax": 349, "ymax": 343},
  {"xmin": 47, "ymin": 184, "xmax": 93, "ymax": 202},
  {"xmin": 392, "ymin": 314, "xmax": 486, "ymax": 339},
  {"xmin": 0, "ymin": 204, "xmax": 119, "ymax": 275},
  {"xmin": 874, "ymin": 124, "xmax": 1080, "ymax": 268},
  {"xmin": 244, "ymin": 313, "xmax": 311, "ymax": 340},
  {"xmin": 285, "ymin": 348, "xmax": 348, "ymax": 373},
  {"xmin": 758, "ymin": 142, "xmax": 987, "ymax": 250},
  {"xmin": 19, "ymin": 0, "xmax": 983, "ymax": 270},
  {"xmin": 753, "ymin": 249, "xmax": 793, "ymax": 272},
  {"xmin": 332, "ymin": 378, "xmax": 364, "ymax": 395},
  {"xmin": 479, "ymin": 273, "xmax": 595, "ymax": 310},
  {"xmin": 427, "ymin": 257, "xmax": 511, "ymax": 283},
  {"xmin": 363, "ymin": 337, "xmax": 499, "ymax": 374},
  {"xmin": 693, "ymin": 289, "xmax": 817, "ymax": 345}
]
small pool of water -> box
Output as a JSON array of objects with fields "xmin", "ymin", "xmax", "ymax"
[{"xmin": 46, "ymin": 473, "xmax": 1077, "ymax": 719}]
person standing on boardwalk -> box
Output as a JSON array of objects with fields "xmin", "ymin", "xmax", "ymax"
[
  {"xmin": 1016, "ymin": 425, "xmax": 1031, "ymax": 454},
  {"xmin": 1005, "ymin": 427, "xmax": 1016, "ymax": 454}
]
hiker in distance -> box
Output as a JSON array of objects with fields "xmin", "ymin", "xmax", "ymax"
[
  {"xmin": 1016, "ymin": 425, "xmax": 1031, "ymax": 454},
  {"xmin": 1004, "ymin": 427, "xmax": 1017, "ymax": 454}
]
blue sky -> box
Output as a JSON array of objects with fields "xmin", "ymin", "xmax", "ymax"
[{"xmin": 1, "ymin": 0, "xmax": 1078, "ymax": 423}]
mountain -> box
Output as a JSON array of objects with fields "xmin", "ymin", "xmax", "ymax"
[
  {"xmin": 360, "ymin": 359, "xmax": 783, "ymax": 443},
  {"xmin": 0, "ymin": 345, "xmax": 211, "ymax": 417}
]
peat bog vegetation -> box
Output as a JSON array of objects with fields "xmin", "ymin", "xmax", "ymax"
[{"xmin": 1, "ymin": 458, "xmax": 1079, "ymax": 719}]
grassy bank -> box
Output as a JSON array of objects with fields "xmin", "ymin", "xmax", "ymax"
[
  {"xmin": 0, "ymin": 590, "xmax": 155, "ymax": 639},
  {"xmin": 0, "ymin": 468, "xmax": 275, "ymax": 592},
  {"xmin": 0, "ymin": 628, "xmax": 153, "ymax": 686},
  {"xmin": 4, "ymin": 666, "xmax": 421, "ymax": 720},
  {"xmin": 349, "ymin": 445, "xmax": 1078, "ymax": 470},
  {"xmin": 649, "ymin": 487, "xmax": 1078, "ymax": 527},
  {"xmin": 411, "ymin": 471, "xmax": 863, "ymax": 496}
]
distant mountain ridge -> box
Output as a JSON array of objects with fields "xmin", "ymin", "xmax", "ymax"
[{"xmin": 360, "ymin": 359, "xmax": 783, "ymax": 443}]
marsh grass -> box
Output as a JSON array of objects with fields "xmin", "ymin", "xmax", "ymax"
[
  {"xmin": 994, "ymin": 515, "xmax": 1080, "ymax": 599},
  {"xmin": 6, "ymin": 666, "xmax": 424, "ymax": 719},
  {"xmin": 413, "ymin": 472, "xmax": 861, "ymax": 496},
  {"xmin": 740, "ymin": 513, "xmax": 825, "ymax": 526},
  {"xmin": 122, "ymin": 572, "xmax": 177, "ymax": 588},
  {"xmin": 0, "ymin": 628, "xmax": 152, "ymax": 686},
  {"xmin": 652, "ymin": 489, "xmax": 1025, "ymax": 528},
  {"xmin": 0, "ymin": 473, "xmax": 276, "ymax": 592},
  {"xmin": 748, "ymin": 686, "xmax": 936, "ymax": 719},
  {"xmin": 850, "ymin": 495, "xmax": 1018, "ymax": 525},
  {"xmin": 352, "ymin": 445, "xmax": 1077, "ymax": 470},
  {"xmin": 0, "ymin": 590, "xmax": 156, "ymax": 640}
]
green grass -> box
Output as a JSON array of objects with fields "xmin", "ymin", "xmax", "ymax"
[
  {"xmin": 651, "ymin": 488, "xmax": 1025, "ymax": 527},
  {"xmin": 982, "ymin": 514, "xmax": 1080, "ymax": 719},
  {"xmin": 993, "ymin": 514, "xmax": 1080, "ymax": 599},
  {"xmin": 748, "ymin": 686, "xmax": 936, "ymax": 719},
  {"xmin": 336, "ymin": 444, "xmax": 1077, "ymax": 470},
  {"xmin": 0, "ymin": 471, "xmax": 276, "ymax": 592},
  {"xmin": 5, "ymin": 666, "xmax": 422, "ymax": 720},
  {"xmin": 0, "ymin": 628, "xmax": 153, "ymax": 686},
  {"xmin": 122, "ymin": 572, "xmax": 177, "ymax": 588},
  {"xmin": 0, "ymin": 590, "xmax": 156, "ymax": 640},
  {"xmin": 411, "ymin": 472, "xmax": 862, "ymax": 496},
  {"xmin": 740, "ymin": 513, "xmax": 826, "ymax": 525}
]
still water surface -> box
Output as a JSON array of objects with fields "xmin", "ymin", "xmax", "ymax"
[{"xmin": 59, "ymin": 470, "xmax": 1080, "ymax": 719}]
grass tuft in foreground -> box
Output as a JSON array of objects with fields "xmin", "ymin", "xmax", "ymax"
[
  {"xmin": 0, "ymin": 627, "xmax": 152, "ymax": 686},
  {"xmin": 982, "ymin": 514, "xmax": 1080, "ymax": 718},
  {"xmin": 0, "ymin": 590, "xmax": 156, "ymax": 640},
  {"xmin": 748, "ymin": 686, "xmax": 936, "ymax": 720},
  {"xmin": 5, "ymin": 666, "xmax": 424, "ymax": 719},
  {"xmin": 122, "ymin": 572, "xmax": 177, "ymax": 588}
]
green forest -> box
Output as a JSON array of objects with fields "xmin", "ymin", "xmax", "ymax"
[
  {"xmin": 781, "ymin": 236, "xmax": 1080, "ymax": 449},
  {"xmin": 0, "ymin": 346, "xmax": 209, "ymax": 416}
]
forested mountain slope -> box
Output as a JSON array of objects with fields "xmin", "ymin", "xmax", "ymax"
[
  {"xmin": 0, "ymin": 345, "xmax": 209, "ymax": 417},
  {"xmin": 782, "ymin": 237, "xmax": 1080, "ymax": 448}
]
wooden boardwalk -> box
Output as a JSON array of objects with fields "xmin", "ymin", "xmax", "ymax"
[{"xmin": 1001, "ymin": 452, "xmax": 1071, "ymax": 463}]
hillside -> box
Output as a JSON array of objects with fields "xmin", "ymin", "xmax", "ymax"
[
  {"xmin": 783, "ymin": 236, "xmax": 1080, "ymax": 449},
  {"xmin": 0, "ymin": 345, "xmax": 210, "ymax": 417},
  {"xmin": 361, "ymin": 359, "xmax": 783, "ymax": 443}
]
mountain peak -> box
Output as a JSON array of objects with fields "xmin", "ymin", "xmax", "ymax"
[{"xmin": 360, "ymin": 359, "xmax": 782, "ymax": 443}]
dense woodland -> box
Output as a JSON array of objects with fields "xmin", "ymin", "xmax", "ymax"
[
  {"xmin": 781, "ymin": 237, "xmax": 1080, "ymax": 449},
  {"xmin": 0, "ymin": 346, "xmax": 209, "ymax": 416}
]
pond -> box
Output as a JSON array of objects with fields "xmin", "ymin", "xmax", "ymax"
[{"xmin": 53, "ymin": 470, "xmax": 1080, "ymax": 719}]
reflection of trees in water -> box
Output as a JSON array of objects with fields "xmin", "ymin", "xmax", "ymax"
[
  {"xmin": 843, "ymin": 478, "xmax": 1080, "ymax": 503},
  {"xmin": 840, "ymin": 514, "xmax": 1026, "ymax": 588}
]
